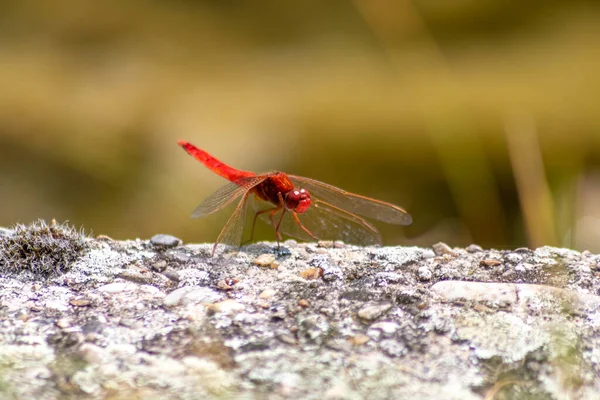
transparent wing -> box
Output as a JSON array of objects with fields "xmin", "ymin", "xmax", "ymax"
[
  {"xmin": 259, "ymin": 199, "xmax": 382, "ymax": 245},
  {"xmin": 215, "ymin": 191, "xmax": 251, "ymax": 247},
  {"xmin": 191, "ymin": 175, "xmax": 268, "ymax": 218},
  {"xmin": 288, "ymin": 175, "xmax": 412, "ymax": 225}
]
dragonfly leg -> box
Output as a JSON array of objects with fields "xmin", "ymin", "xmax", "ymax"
[
  {"xmin": 291, "ymin": 212, "xmax": 320, "ymax": 241},
  {"xmin": 242, "ymin": 206, "xmax": 282, "ymax": 245},
  {"xmin": 272, "ymin": 192, "xmax": 289, "ymax": 243},
  {"xmin": 274, "ymin": 208, "xmax": 287, "ymax": 242}
]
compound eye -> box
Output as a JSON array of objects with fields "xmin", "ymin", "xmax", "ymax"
[{"xmin": 286, "ymin": 188, "xmax": 311, "ymax": 213}]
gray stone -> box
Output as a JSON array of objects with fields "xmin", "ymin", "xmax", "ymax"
[
  {"xmin": 150, "ymin": 234, "xmax": 182, "ymax": 248},
  {"xmin": 417, "ymin": 266, "xmax": 433, "ymax": 281},
  {"xmin": 1, "ymin": 235, "xmax": 600, "ymax": 400},
  {"xmin": 432, "ymin": 242, "xmax": 456, "ymax": 256},
  {"xmin": 163, "ymin": 286, "xmax": 222, "ymax": 307},
  {"xmin": 357, "ymin": 302, "xmax": 392, "ymax": 321}
]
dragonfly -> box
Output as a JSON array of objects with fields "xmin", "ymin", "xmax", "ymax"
[{"xmin": 178, "ymin": 141, "xmax": 412, "ymax": 255}]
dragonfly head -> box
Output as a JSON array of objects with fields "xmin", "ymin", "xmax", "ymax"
[{"xmin": 285, "ymin": 188, "xmax": 311, "ymax": 214}]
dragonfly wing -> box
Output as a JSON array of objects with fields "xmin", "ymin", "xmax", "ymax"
[
  {"xmin": 215, "ymin": 191, "xmax": 252, "ymax": 247},
  {"xmin": 258, "ymin": 199, "xmax": 382, "ymax": 245},
  {"xmin": 191, "ymin": 175, "xmax": 268, "ymax": 218},
  {"xmin": 288, "ymin": 175, "xmax": 412, "ymax": 225}
]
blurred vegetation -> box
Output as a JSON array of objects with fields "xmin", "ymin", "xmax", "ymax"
[{"xmin": 1, "ymin": 0, "xmax": 600, "ymax": 250}]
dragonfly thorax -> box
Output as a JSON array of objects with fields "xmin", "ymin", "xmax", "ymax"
[{"xmin": 285, "ymin": 188, "xmax": 311, "ymax": 213}]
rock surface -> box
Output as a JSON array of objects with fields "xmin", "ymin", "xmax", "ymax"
[{"xmin": 1, "ymin": 234, "xmax": 600, "ymax": 399}]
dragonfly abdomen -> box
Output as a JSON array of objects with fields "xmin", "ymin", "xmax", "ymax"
[{"xmin": 178, "ymin": 141, "xmax": 254, "ymax": 182}]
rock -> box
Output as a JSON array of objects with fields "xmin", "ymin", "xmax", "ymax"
[
  {"xmin": 480, "ymin": 258, "xmax": 502, "ymax": 267},
  {"xmin": 253, "ymin": 254, "xmax": 279, "ymax": 269},
  {"xmin": 299, "ymin": 267, "xmax": 323, "ymax": 280},
  {"xmin": 357, "ymin": 302, "xmax": 392, "ymax": 321},
  {"xmin": 69, "ymin": 298, "xmax": 91, "ymax": 307},
  {"xmin": 417, "ymin": 266, "xmax": 432, "ymax": 281},
  {"xmin": 297, "ymin": 299, "xmax": 309, "ymax": 308},
  {"xmin": 183, "ymin": 287, "xmax": 222, "ymax": 304},
  {"xmin": 370, "ymin": 321, "xmax": 400, "ymax": 336},
  {"xmin": 151, "ymin": 260, "xmax": 168, "ymax": 272},
  {"xmin": 432, "ymin": 242, "xmax": 456, "ymax": 256},
  {"xmin": 150, "ymin": 234, "xmax": 182, "ymax": 248},
  {"xmin": 56, "ymin": 318, "xmax": 71, "ymax": 328},
  {"xmin": 208, "ymin": 299, "xmax": 245, "ymax": 315},
  {"xmin": 349, "ymin": 334, "xmax": 370, "ymax": 346},
  {"xmin": 163, "ymin": 286, "xmax": 222, "ymax": 307},
  {"xmin": 2, "ymin": 235, "xmax": 600, "ymax": 399},
  {"xmin": 466, "ymin": 244, "xmax": 483, "ymax": 253},
  {"xmin": 258, "ymin": 289, "xmax": 277, "ymax": 299}
]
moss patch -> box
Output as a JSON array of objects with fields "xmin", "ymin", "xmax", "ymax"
[{"xmin": 0, "ymin": 220, "xmax": 88, "ymax": 276}]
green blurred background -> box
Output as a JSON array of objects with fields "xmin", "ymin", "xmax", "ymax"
[{"xmin": 1, "ymin": 0, "xmax": 599, "ymax": 251}]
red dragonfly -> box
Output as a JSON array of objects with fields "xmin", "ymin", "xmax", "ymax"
[{"xmin": 179, "ymin": 141, "xmax": 412, "ymax": 255}]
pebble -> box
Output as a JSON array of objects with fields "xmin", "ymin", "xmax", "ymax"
[
  {"xmin": 151, "ymin": 261, "xmax": 168, "ymax": 272},
  {"xmin": 515, "ymin": 247, "xmax": 532, "ymax": 253},
  {"xmin": 417, "ymin": 267, "xmax": 432, "ymax": 281},
  {"xmin": 466, "ymin": 244, "xmax": 483, "ymax": 253},
  {"xmin": 259, "ymin": 289, "xmax": 277, "ymax": 299},
  {"xmin": 253, "ymin": 254, "xmax": 279, "ymax": 269},
  {"xmin": 150, "ymin": 234, "xmax": 182, "ymax": 248},
  {"xmin": 56, "ymin": 318, "xmax": 71, "ymax": 328},
  {"xmin": 217, "ymin": 280, "xmax": 234, "ymax": 291},
  {"xmin": 164, "ymin": 287, "xmax": 198, "ymax": 305},
  {"xmin": 317, "ymin": 241, "xmax": 335, "ymax": 248},
  {"xmin": 163, "ymin": 286, "xmax": 222, "ymax": 307},
  {"xmin": 299, "ymin": 268, "xmax": 323, "ymax": 280},
  {"xmin": 208, "ymin": 299, "xmax": 245, "ymax": 315},
  {"xmin": 480, "ymin": 259, "xmax": 502, "ymax": 267},
  {"xmin": 349, "ymin": 334, "xmax": 370, "ymax": 346},
  {"xmin": 370, "ymin": 321, "xmax": 400, "ymax": 336},
  {"xmin": 258, "ymin": 301, "xmax": 269, "ymax": 309},
  {"xmin": 181, "ymin": 287, "xmax": 222, "ymax": 304},
  {"xmin": 432, "ymin": 242, "xmax": 456, "ymax": 257},
  {"xmin": 117, "ymin": 270, "xmax": 154, "ymax": 285},
  {"xmin": 278, "ymin": 334, "xmax": 298, "ymax": 345},
  {"xmin": 169, "ymin": 252, "xmax": 190, "ymax": 264},
  {"xmin": 421, "ymin": 249, "xmax": 436, "ymax": 259},
  {"xmin": 69, "ymin": 298, "xmax": 91, "ymax": 307},
  {"xmin": 162, "ymin": 270, "xmax": 180, "ymax": 282},
  {"xmin": 357, "ymin": 302, "xmax": 392, "ymax": 321},
  {"xmin": 297, "ymin": 299, "xmax": 310, "ymax": 308}
]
